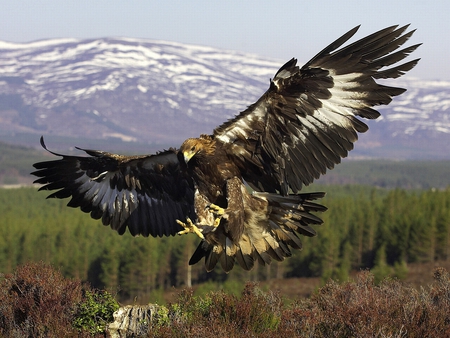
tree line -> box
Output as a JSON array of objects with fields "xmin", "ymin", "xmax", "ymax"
[{"xmin": 1, "ymin": 185, "xmax": 449, "ymax": 302}]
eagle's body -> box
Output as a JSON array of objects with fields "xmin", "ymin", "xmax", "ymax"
[
  {"xmin": 32, "ymin": 25, "xmax": 420, "ymax": 272},
  {"xmin": 177, "ymin": 134, "xmax": 325, "ymax": 271}
]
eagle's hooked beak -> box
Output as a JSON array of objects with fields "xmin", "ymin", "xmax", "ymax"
[{"xmin": 183, "ymin": 149, "xmax": 196, "ymax": 163}]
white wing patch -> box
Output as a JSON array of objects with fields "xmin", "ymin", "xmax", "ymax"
[{"xmin": 215, "ymin": 104, "xmax": 267, "ymax": 143}]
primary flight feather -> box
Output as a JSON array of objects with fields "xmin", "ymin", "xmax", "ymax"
[{"xmin": 32, "ymin": 25, "xmax": 420, "ymax": 272}]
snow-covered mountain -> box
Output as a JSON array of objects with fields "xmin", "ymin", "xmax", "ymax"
[{"xmin": 0, "ymin": 37, "xmax": 449, "ymax": 159}]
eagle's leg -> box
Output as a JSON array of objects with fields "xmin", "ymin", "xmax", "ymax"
[
  {"xmin": 192, "ymin": 189, "xmax": 224, "ymax": 228},
  {"xmin": 176, "ymin": 218, "xmax": 205, "ymax": 239}
]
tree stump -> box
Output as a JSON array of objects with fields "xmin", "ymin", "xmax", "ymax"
[{"xmin": 107, "ymin": 304, "xmax": 167, "ymax": 338}]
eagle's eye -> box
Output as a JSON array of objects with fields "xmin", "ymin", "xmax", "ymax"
[{"xmin": 191, "ymin": 146, "xmax": 196, "ymax": 152}]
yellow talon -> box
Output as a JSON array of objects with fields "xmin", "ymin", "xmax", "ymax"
[
  {"xmin": 213, "ymin": 216, "xmax": 221, "ymax": 227},
  {"xmin": 176, "ymin": 218, "xmax": 205, "ymax": 239},
  {"xmin": 203, "ymin": 203, "xmax": 225, "ymax": 228},
  {"xmin": 208, "ymin": 203, "xmax": 225, "ymax": 216}
]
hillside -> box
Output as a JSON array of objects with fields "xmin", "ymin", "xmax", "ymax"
[{"xmin": 0, "ymin": 37, "xmax": 449, "ymax": 159}]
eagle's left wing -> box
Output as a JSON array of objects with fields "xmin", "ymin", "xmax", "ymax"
[
  {"xmin": 32, "ymin": 137, "xmax": 195, "ymax": 237},
  {"xmin": 213, "ymin": 25, "xmax": 420, "ymax": 195}
]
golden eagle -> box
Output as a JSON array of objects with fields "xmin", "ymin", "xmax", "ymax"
[{"xmin": 32, "ymin": 25, "xmax": 420, "ymax": 272}]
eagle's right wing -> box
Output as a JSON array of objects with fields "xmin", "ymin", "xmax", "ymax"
[
  {"xmin": 213, "ymin": 25, "xmax": 420, "ymax": 195},
  {"xmin": 32, "ymin": 137, "xmax": 195, "ymax": 237}
]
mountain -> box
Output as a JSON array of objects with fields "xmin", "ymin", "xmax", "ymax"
[{"xmin": 0, "ymin": 37, "xmax": 449, "ymax": 159}]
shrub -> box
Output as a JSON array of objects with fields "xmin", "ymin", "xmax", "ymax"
[
  {"xmin": 154, "ymin": 282, "xmax": 282, "ymax": 337},
  {"xmin": 72, "ymin": 289, "xmax": 119, "ymax": 334},
  {"xmin": 279, "ymin": 268, "xmax": 450, "ymax": 337},
  {"xmin": 2, "ymin": 262, "xmax": 450, "ymax": 337},
  {"xmin": 0, "ymin": 261, "xmax": 83, "ymax": 337},
  {"xmin": 0, "ymin": 261, "xmax": 119, "ymax": 337},
  {"xmin": 152, "ymin": 269, "xmax": 450, "ymax": 337}
]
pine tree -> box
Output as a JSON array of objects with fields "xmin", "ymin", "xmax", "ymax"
[{"xmin": 371, "ymin": 244, "xmax": 391, "ymax": 284}]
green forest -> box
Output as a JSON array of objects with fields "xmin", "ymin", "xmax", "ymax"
[{"xmin": 1, "ymin": 184, "xmax": 450, "ymax": 303}]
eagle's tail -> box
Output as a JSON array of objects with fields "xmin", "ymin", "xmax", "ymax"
[{"xmin": 189, "ymin": 192, "xmax": 327, "ymax": 272}]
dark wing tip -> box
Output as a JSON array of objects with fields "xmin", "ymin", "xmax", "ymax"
[
  {"xmin": 274, "ymin": 58, "xmax": 298, "ymax": 78},
  {"xmin": 39, "ymin": 135, "xmax": 46, "ymax": 149},
  {"xmin": 304, "ymin": 25, "xmax": 361, "ymax": 68},
  {"xmin": 37, "ymin": 136, "xmax": 66, "ymax": 158}
]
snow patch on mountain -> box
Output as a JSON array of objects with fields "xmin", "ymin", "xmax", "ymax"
[{"xmin": 0, "ymin": 37, "xmax": 449, "ymax": 158}]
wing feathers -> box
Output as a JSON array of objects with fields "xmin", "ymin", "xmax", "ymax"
[
  {"xmin": 305, "ymin": 25, "xmax": 361, "ymax": 67},
  {"xmin": 32, "ymin": 137, "xmax": 195, "ymax": 237},
  {"xmin": 373, "ymin": 58, "xmax": 420, "ymax": 79},
  {"xmin": 214, "ymin": 25, "xmax": 419, "ymax": 193}
]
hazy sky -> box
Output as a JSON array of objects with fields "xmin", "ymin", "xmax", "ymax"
[{"xmin": 1, "ymin": 0, "xmax": 448, "ymax": 80}]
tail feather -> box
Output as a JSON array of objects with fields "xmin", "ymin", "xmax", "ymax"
[
  {"xmin": 293, "ymin": 210, "xmax": 324, "ymax": 224},
  {"xmin": 205, "ymin": 249, "xmax": 220, "ymax": 272},
  {"xmin": 269, "ymin": 219, "xmax": 303, "ymax": 249},
  {"xmin": 254, "ymin": 248, "xmax": 272, "ymax": 265},
  {"xmin": 189, "ymin": 241, "xmax": 211, "ymax": 266},
  {"xmin": 262, "ymin": 238, "xmax": 287, "ymax": 262},
  {"xmin": 219, "ymin": 251, "xmax": 235, "ymax": 272},
  {"xmin": 189, "ymin": 191, "xmax": 326, "ymax": 272},
  {"xmin": 296, "ymin": 225, "xmax": 317, "ymax": 237},
  {"xmin": 220, "ymin": 237, "xmax": 237, "ymax": 271},
  {"xmin": 235, "ymin": 247, "xmax": 255, "ymax": 271}
]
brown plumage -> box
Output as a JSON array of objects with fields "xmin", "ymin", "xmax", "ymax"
[{"xmin": 32, "ymin": 25, "xmax": 420, "ymax": 272}]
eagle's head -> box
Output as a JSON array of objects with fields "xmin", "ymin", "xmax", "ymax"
[{"xmin": 179, "ymin": 135, "xmax": 216, "ymax": 164}]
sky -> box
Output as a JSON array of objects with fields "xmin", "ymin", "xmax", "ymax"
[{"xmin": 0, "ymin": 0, "xmax": 448, "ymax": 80}]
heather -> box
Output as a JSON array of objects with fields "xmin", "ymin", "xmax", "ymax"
[{"xmin": 1, "ymin": 262, "xmax": 449, "ymax": 337}]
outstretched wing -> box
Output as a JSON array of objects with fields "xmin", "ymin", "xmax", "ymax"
[
  {"xmin": 214, "ymin": 25, "xmax": 420, "ymax": 195},
  {"xmin": 32, "ymin": 137, "xmax": 195, "ymax": 237}
]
